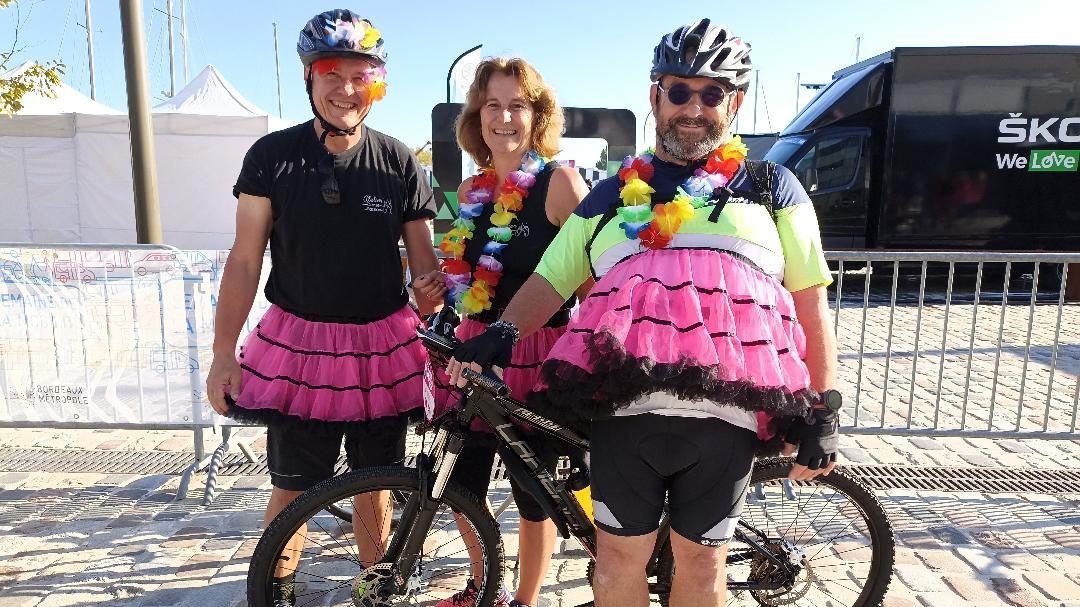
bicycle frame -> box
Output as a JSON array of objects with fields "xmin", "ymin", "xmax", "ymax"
[
  {"xmin": 389, "ymin": 329, "xmax": 803, "ymax": 597},
  {"xmin": 418, "ymin": 330, "xmax": 597, "ymax": 552}
]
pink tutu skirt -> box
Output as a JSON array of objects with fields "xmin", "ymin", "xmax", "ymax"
[
  {"xmin": 428, "ymin": 317, "xmax": 566, "ymax": 431},
  {"xmin": 529, "ymin": 248, "xmax": 818, "ymax": 452},
  {"xmin": 230, "ymin": 304, "xmax": 427, "ymax": 426}
]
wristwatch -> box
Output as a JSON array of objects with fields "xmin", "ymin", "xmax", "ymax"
[{"xmin": 816, "ymin": 389, "xmax": 843, "ymax": 412}]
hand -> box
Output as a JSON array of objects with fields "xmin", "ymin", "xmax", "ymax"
[
  {"xmin": 446, "ymin": 325, "xmax": 515, "ymax": 388},
  {"xmin": 206, "ymin": 355, "xmax": 242, "ymax": 416},
  {"xmin": 411, "ymin": 270, "xmax": 447, "ymax": 301},
  {"xmin": 783, "ymin": 408, "xmax": 840, "ymax": 480}
]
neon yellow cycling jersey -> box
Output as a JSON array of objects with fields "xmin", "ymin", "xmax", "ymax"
[{"xmin": 535, "ymin": 158, "xmax": 831, "ymax": 299}]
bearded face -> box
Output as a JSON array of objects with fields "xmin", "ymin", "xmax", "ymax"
[
  {"xmin": 656, "ymin": 114, "xmax": 725, "ymax": 162},
  {"xmin": 651, "ymin": 75, "xmax": 740, "ymax": 163}
]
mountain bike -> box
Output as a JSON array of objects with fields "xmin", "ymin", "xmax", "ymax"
[{"xmin": 248, "ymin": 319, "xmax": 895, "ymax": 607}]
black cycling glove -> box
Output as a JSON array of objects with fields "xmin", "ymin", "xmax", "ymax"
[
  {"xmin": 452, "ymin": 321, "xmax": 517, "ymax": 369},
  {"xmin": 784, "ymin": 408, "xmax": 840, "ymax": 470}
]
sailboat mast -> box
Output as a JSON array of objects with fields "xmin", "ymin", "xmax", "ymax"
[
  {"xmin": 166, "ymin": 0, "xmax": 176, "ymax": 96},
  {"xmin": 180, "ymin": 0, "xmax": 189, "ymax": 83},
  {"xmin": 273, "ymin": 22, "xmax": 283, "ymax": 118},
  {"xmin": 84, "ymin": 0, "xmax": 96, "ymax": 99}
]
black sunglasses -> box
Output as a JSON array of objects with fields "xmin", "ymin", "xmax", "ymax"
[
  {"xmin": 317, "ymin": 154, "xmax": 341, "ymax": 205},
  {"xmin": 657, "ymin": 82, "xmax": 733, "ymax": 108}
]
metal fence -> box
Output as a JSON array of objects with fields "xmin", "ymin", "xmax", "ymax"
[
  {"xmin": 827, "ymin": 251, "xmax": 1080, "ymax": 439},
  {"xmin": 0, "ymin": 243, "xmax": 225, "ymax": 498},
  {"xmin": 2, "ymin": 245, "xmax": 1078, "ymax": 502}
]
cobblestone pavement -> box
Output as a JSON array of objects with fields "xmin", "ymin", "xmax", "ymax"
[
  {"xmin": 832, "ymin": 293, "xmax": 1080, "ymax": 437},
  {"xmin": 1, "ymin": 427, "xmax": 1079, "ymax": 607}
]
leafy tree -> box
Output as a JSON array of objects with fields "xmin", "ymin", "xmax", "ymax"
[
  {"xmin": 1, "ymin": 0, "xmax": 64, "ymax": 116},
  {"xmin": 415, "ymin": 147, "xmax": 432, "ymax": 167},
  {"xmin": 595, "ymin": 145, "xmax": 608, "ymax": 172}
]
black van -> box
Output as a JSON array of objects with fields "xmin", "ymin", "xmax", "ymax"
[{"xmin": 764, "ymin": 46, "xmax": 1080, "ymax": 251}]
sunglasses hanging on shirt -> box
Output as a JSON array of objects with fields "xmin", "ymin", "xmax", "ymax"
[{"xmin": 318, "ymin": 154, "xmax": 341, "ymax": 205}]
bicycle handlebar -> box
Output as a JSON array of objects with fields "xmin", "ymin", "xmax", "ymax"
[{"xmin": 417, "ymin": 327, "xmax": 510, "ymax": 398}]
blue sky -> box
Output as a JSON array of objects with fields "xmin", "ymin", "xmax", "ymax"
[{"xmin": 3, "ymin": 0, "xmax": 1078, "ymax": 163}]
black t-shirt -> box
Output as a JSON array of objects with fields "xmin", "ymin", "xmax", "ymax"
[{"xmin": 234, "ymin": 120, "xmax": 436, "ymax": 322}]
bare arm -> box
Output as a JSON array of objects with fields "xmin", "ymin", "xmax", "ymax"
[
  {"xmin": 213, "ymin": 194, "xmax": 271, "ymax": 357},
  {"xmin": 790, "ymin": 284, "xmax": 837, "ymax": 392},
  {"xmin": 207, "ymin": 194, "xmax": 271, "ymax": 414},
  {"xmin": 545, "ymin": 166, "xmax": 590, "ymax": 227},
  {"xmin": 402, "ymin": 219, "xmax": 440, "ymax": 316},
  {"xmin": 574, "ymin": 277, "xmax": 596, "ymax": 301},
  {"xmin": 495, "ymin": 273, "xmax": 568, "ymax": 339},
  {"xmin": 787, "ymin": 283, "xmax": 839, "ymax": 480}
]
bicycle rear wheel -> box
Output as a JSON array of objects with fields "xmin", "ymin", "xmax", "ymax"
[
  {"xmin": 248, "ymin": 466, "xmax": 504, "ymax": 607},
  {"xmin": 726, "ymin": 458, "xmax": 894, "ymax": 606}
]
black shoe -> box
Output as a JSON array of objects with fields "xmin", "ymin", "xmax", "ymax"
[{"xmin": 273, "ymin": 574, "xmax": 296, "ymax": 607}]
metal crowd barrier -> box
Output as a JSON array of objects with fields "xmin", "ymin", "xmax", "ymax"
[
  {"xmin": 826, "ymin": 251, "xmax": 1080, "ymax": 439},
  {"xmin": 2, "ymin": 245, "xmax": 1078, "ymax": 506},
  {"xmin": 0, "ymin": 243, "xmax": 225, "ymax": 499}
]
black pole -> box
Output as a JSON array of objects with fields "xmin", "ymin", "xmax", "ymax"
[
  {"xmin": 446, "ymin": 44, "xmax": 482, "ymax": 103},
  {"xmin": 119, "ymin": 0, "xmax": 163, "ymax": 244}
]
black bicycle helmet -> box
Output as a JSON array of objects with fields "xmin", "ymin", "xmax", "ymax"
[
  {"xmin": 298, "ymin": 10, "xmax": 387, "ymax": 141},
  {"xmin": 297, "ymin": 9, "xmax": 387, "ymax": 66},
  {"xmin": 651, "ymin": 19, "xmax": 752, "ymax": 90}
]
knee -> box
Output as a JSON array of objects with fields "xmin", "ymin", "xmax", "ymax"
[
  {"xmin": 596, "ymin": 538, "xmax": 652, "ymax": 581},
  {"xmin": 673, "ymin": 544, "xmax": 726, "ymax": 583}
]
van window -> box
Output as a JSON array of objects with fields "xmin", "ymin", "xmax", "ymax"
[{"xmin": 792, "ymin": 136, "xmax": 862, "ymax": 192}]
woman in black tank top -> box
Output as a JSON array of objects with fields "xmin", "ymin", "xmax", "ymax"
[{"xmin": 412, "ymin": 58, "xmax": 590, "ymax": 607}]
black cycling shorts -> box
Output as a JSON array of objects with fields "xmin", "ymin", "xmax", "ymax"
[
  {"xmin": 590, "ymin": 413, "xmax": 755, "ymax": 546},
  {"xmin": 266, "ymin": 414, "xmax": 408, "ymax": 491}
]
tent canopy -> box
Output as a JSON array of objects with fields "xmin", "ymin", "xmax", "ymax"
[
  {"xmin": 154, "ymin": 64, "xmax": 267, "ymax": 116},
  {"xmin": 1, "ymin": 61, "xmax": 122, "ymax": 116},
  {"xmin": 1, "ymin": 64, "xmax": 298, "ymax": 248},
  {"xmin": 153, "ymin": 64, "xmax": 294, "ymax": 133}
]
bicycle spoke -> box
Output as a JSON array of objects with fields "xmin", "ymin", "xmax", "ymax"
[{"xmin": 720, "ymin": 463, "xmax": 893, "ymax": 607}]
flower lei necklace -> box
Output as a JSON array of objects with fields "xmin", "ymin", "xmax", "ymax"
[
  {"xmin": 439, "ymin": 151, "xmax": 546, "ymax": 314},
  {"xmin": 617, "ymin": 135, "xmax": 748, "ymax": 249}
]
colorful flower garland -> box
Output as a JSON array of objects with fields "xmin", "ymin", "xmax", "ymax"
[
  {"xmin": 439, "ymin": 151, "xmax": 546, "ymax": 314},
  {"xmin": 617, "ymin": 135, "xmax": 748, "ymax": 249}
]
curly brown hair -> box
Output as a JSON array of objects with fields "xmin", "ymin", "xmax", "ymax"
[{"xmin": 456, "ymin": 58, "xmax": 564, "ymax": 167}]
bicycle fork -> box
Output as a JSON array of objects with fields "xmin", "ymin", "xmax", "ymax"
[{"xmin": 384, "ymin": 427, "xmax": 463, "ymax": 595}]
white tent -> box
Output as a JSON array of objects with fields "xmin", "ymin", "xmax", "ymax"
[
  {"xmin": 151, "ymin": 65, "xmax": 295, "ymax": 248},
  {"xmin": 0, "ymin": 61, "xmax": 132, "ymax": 243},
  {"xmin": 0, "ymin": 63, "xmax": 296, "ymax": 248}
]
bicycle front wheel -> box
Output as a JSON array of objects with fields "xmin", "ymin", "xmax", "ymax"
[
  {"xmin": 248, "ymin": 466, "xmax": 504, "ymax": 607},
  {"xmin": 728, "ymin": 457, "xmax": 895, "ymax": 607}
]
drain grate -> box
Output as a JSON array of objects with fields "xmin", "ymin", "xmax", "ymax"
[
  {"xmin": 0, "ymin": 448, "xmax": 197, "ymax": 475},
  {"xmin": 3, "ymin": 448, "xmax": 1080, "ymax": 494},
  {"xmin": 841, "ymin": 464, "xmax": 1080, "ymax": 494}
]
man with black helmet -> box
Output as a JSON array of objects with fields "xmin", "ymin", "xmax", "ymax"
[
  {"xmin": 448, "ymin": 19, "xmax": 841, "ymax": 606},
  {"xmin": 205, "ymin": 10, "xmax": 439, "ymax": 605}
]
